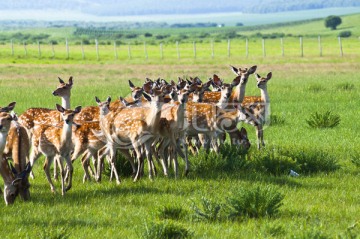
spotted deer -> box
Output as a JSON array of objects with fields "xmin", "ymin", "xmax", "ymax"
[
  {"xmin": 18, "ymin": 76, "xmax": 73, "ymax": 139},
  {"xmin": 185, "ymin": 102, "xmax": 250, "ymax": 153},
  {"xmin": 201, "ymin": 65, "xmax": 257, "ymax": 104},
  {"xmin": 156, "ymin": 88, "xmax": 191, "ymax": 178},
  {"xmin": 29, "ymin": 104, "xmax": 81, "ymax": 195},
  {"xmin": 98, "ymin": 82, "xmax": 170, "ymax": 183},
  {"xmin": 242, "ymin": 72, "xmax": 272, "ymax": 149},
  {"xmin": 0, "ymin": 103, "xmax": 31, "ymax": 205}
]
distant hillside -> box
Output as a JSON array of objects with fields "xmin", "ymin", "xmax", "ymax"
[{"xmin": 1, "ymin": 0, "xmax": 360, "ymax": 15}]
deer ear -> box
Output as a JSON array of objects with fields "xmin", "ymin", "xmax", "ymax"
[
  {"xmin": 25, "ymin": 162, "xmax": 32, "ymax": 174},
  {"xmin": 95, "ymin": 96, "xmax": 101, "ymax": 104},
  {"xmin": 248, "ymin": 65, "xmax": 257, "ymax": 74},
  {"xmin": 58, "ymin": 77, "xmax": 65, "ymax": 84},
  {"xmin": 56, "ymin": 104, "xmax": 65, "ymax": 113},
  {"xmin": 213, "ymin": 74, "xmax": 222, "ymax": 86},
  {"xmin": 9, "ymin": 162, "xmax": 18, "ymax": 176},
  {"xmin": 266, "ymin": 72, "xmax": 272, "ymax": 80},
  {"xmin": 231, "ymin": 76, "xmax": 241, "ymax": 87},
  {"xmin": 230, "ymin": 65, "xmax": 239, "ymax": 75},
  {"xmin": 142, "ymin": 92, "xmax": 151, "ymax": 102},
  {"xmin": 7, "ymin": 102, "xmax": 16, "ymax": 111},
  {"xmin": 107, "ymin": 96, "xmax": 111, "ymax": 103},
  {"xmin": 255, "ymin": 73, "xmax": 261, "ymax": 80},
  {"xmin": 68, "ymin": 76, "xmax": 73, "ymax": 86},
  {"xmin": 119, "ymin": 96, "xmax": 127, "ymax": 106},
  {"xmin": 74, "ymin": 106, "xmax": 82, "ymax": 114},
  {"xmin": 128, "ymin": 80, "xmax": 135, "ymax": 89}
]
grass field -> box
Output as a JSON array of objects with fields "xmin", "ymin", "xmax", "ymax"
[{"xmin": 0, "ymin": 13, "xmax": 360, "ymax": 238}]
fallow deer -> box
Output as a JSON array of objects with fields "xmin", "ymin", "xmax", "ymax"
[
  {"xmin": 0, "ymin": 103, "xmax": 31, "ymax": 205},
  {"xmin": 242, "ymin": 72, "xmax": 272, "ymax": 149},
  {"xmin": 97, "ymin": 81, "xmax": 170, "ymax": 182},
  {"xmin": 29, "ymin": 104, "xmax": 81, "ymax": 195}
]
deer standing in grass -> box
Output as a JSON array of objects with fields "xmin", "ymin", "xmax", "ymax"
[
  {"xmin": 98, "ymin": 81, "xmax": 170, "ymax": 182},
  {"xmin": 242, "ymin": 72, "xmax": 272, "ymax": 149},
  {"xmin": 0, "ymin": 102, "xmax": 31, "ymax": 205},
  {"xmin": 29, "ymin": 104, "xmax": 81, "ymax": 195}
]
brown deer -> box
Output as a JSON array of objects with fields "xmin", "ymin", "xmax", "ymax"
[
  {"xmin": 97, "ymin": 81, "xmax": 170, "ymax": 182},
  {"xmin": 242, "ymin": 72, "xmax": 272, "ymax": 149},
  {"xmin": 0, "ymin": 103, "xmax": 31, "ymax": 205},
  {"xmin": 29, "ymin": 104, "xmax": 81, "ymax": 195},
  {"xmin": 201, "ymin": 65, "xmax": 257, "ymax": 104}
]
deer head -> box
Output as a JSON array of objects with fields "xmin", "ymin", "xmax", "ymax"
[
  {"xmin": 230, "ymin": 65, "xmax": 257, "ymax": 85},
  {"xmin": 9, "ymin": 162, "xmax": 32, "ymax": 201},
  {"xmin": 256, "ymin": 72, "xmax": 272, "ymax": 89},
  {"xmin": 0, "ymin": 102, "xmax": 16, "ymax": 113},
  {"xmin": 128, "ymin": 80, "xmax": 144, "ymax": 100},
  {"xmin": 52, "ymin": 76, "xmax": 73, "ymax": 97},
  {"xmin": 56, "ymin": 104, "xmax": 82, "ymax": 124}
]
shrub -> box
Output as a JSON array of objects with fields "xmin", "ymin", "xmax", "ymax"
[
  {"xmin": 338, "ymin": 31, "xmax": 352, "ymax": 38},
  {"xmin": 144, "ymin": 32, "xmax": 153, "ymax": 37},
  {"xmin": 247, "ymin": 148, "xmax": 299, "ymax": 176},
  {"xmin": 280, "ymin": 147, "xmax": 340, "ymax": 174},
  {"xmin": 157, "ymin": 205, "xmax": 186, "ymax": 220},
  {"xmin": 325, "ymin": 15, "xmax": 342, "ymax": 30},
  {"xmin": 270, "ymin": 114, "xmax": 286, "ymax": 126},
  {"xmin": 190, "ymin": 196, "xmax": 222, "ymax": 222},
  {"xmin": 103, "ymin": 152, "xmax": 134, "ymax": 178},
  {"xmin": 307, "ymin": 84, "xmax": 325, "ymax": 92},
  {"xmin": 350, "ymin": 152, "xmax": 360, "ymax": 168},
  {"xmin": 337, "ymin": 82, "xmax": 355, "ymax": 91},
  {"xmin": 306, "ymin": 111, "xmax": 340, "ymax": 128},
  {"xmin": 142, "ymin": 221, "xmax": 192, "ymax": 239},
  {"xmin": 225, "ymin": 185, "xmax": 284, "ymax": 219}
]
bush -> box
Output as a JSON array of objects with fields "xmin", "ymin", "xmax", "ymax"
[
  {"xmin": 337, "ymin": 82, "xmax": 355, "ymax": 91},
  {"xmin": 142, "ymin": 221, "xmax": 192, "ymax": 239},
  {"xmin": 350, "ymin": 152, "xmax": 360, "ymax": 168},
  {"xmin": 103, "ymin": 152, "xmax": 134, "ymax": 178},
  {"xmin": 225, "ymin": 185, "xmax": 284, "ymax": 219},
  {"xmin": 338, "ymin": 31, "xmax": 352, "ymax": 38},
  {"xmin": 144, "ymin": 32, "xmax": 153, "ymax": 37},
  {"xmin": 157, "ymin": 205, "xmax": 186, "ymax": 220},
  {"xmin": 280, "ymin": 147, "xmax": 340, "ymax": 174},
  {"xmin": 247, "ymin": 148, "xmax": 299, "ymax": 176},
  {"xmin": 306, "ymin": 111, "xmax": 340, "ymax": 128},
  {"xmin": 270, "ymin": 114, "xmax": 286, "ymax": 126},
  {"xmin": 190, "ymin": 196, "xmax": 222, "ymax": 222}
]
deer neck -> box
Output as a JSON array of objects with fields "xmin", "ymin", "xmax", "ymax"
[
  {"xmin": 176, "ymin": 102, "xmax": 186, "ymax": 129},
  {"xmin": 60, "ymin": 122, "xmax": 73, "ymax": 149},
  {"xmin": 146, "ymin": 101, "xmax": 162, "ymax": 129},
  {"xmin": 232, "ymin": 82, "xmax": 247, "ymax": 103},
  {"xmin": 61, "ymin": 95, "xmax": 71, "ymax": 109},
  {"xmin": 260, "ymin": 86, "xmax": 269, "ymax": 103},
  {"xmin": 0, "ymin": 131, "xmax": 9, "ymax": 153}
]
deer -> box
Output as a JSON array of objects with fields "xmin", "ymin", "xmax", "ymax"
[
  {"xmin": 242, "ymin": 72, "xmax": 272, "ymax": 149},
  {"xmin": 184, "ymin": 101, "xmax": 250, "ymax": 153},
  {"xmin": 97, "ymin": 81, "xmax": 170, "ymax": 183},
  {"xmin": 0, "ymin": 102, "xmax": 31, "ymax": 205},
  {"xmin": 29, "ymin": 104, "xmax": 81, "ymax": 195}
]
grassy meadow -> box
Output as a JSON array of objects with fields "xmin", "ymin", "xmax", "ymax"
[{"xmin": 1, "ymin": 13, "xmax": 360, "ymax": 239}]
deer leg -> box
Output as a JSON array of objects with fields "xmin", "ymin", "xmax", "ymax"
[
  {"xmin": 96, "ymin": 145, "xmax": 109, "ymax": 182},
  {"xmin": 109, "ymin": 149, "xmax": 121, "ymax": 185},
  {"xmin": 144, "ymin": 141, "xmax": 154, "ymax": 180},
  {"xmin": 119, "ymin": 149, "xmax": 136, "ymax": 177},
  {"xmin": 256, "ymin": 125, "xmax": 263, "ymax": 149},
  {"xmin": 29, "ymin": 148, "xmax": 41, "ymax": 179},
  {"xmin": 43, "ymin": 156, "xmax": 56, "ymax": 193},
  {"xmin": 80, "ymin": 152, "xmax": 92, "ymax": 183},
  {"xmin": 179, "ymin": 135, "xmax": 190, "ymax": 176},
  {"xmin": 158, "ymin": 138, "xmax": 170, "ymax": 177},
  {"xmin": 133, "ymin": 145, "xmax": 144, "ymax": 182},
  {"xmin": 64, "ymin": 154, "xmax": 73, "ymax": 192}
]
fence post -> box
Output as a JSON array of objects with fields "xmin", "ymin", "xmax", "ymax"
[
  {"xmin": 338, "ymin": 36, "xmax": 343, "ymax": 57},
  {"xmin": 23, "ymin": 41, "xmax": 27, "ymax": 56},
  {"xmin": 262, "ymin": 38, "xmax": 266, "ymax": 57},
  {"xmin": 193, "ymin": 41, "xmax": 196, "ymax": 59},
  {"xmin": 280, "ymin": 38, "xmax": 284, "ymax": 56},
  {"xmin": 211, "ymin": 40, "xmax": 214, "ymax": 59},
  {"xmin": 144, "ymin": 42, "xmax": 148, "ymax": 59},
  {"xmin": 51, "ymin": 42, "xmax": 55, "ymax": 58},
  {"xmin": 300, "ymin": 37, "xmax": 303, "ymax": 57},
  {"xmin": 114, "ymin": 41, "xmax": 118, "ymax": 60},
  {"xmin": 38, "ymin": 41, "xmax": 41, "ymax": 58},
  {"xmin": 160, "ymin": 43, "xmax": 163, "ymax": 59},
  {"xmin": 81, "ymin": 41, "xmax": 85, "ymax": 59},
  {"xmin": 246, "ymin": 38, "xmax": 248, "ymax": 57},
  {"xmin": 176, "ymin": 41, "xmax": 180, "ymax": 59},
  {"xmin": 66, "ymin": 38, "xmax": 69, "ymax": 59},
  {"xmin": 227, "ymin": 39, "xmax": 231, "ymax": 57},
  {"xmin": 11, "ymin": 39, "xmax": 14, "ymax": 56},
  {"xmin": 318, "ymin": 35, "xmax": 322, "ymax": 57},
  {"xmin": 95, "ymin": 39, "xmax": 99, "ymax": 60},
  {"xmin": 128, "ymin": 44, "xmax": 132, "ymax": 59}
]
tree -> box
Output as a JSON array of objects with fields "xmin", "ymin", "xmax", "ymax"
[{"xmin": 325, "ymin": 15, "xmax": 342, "ymax": 30}]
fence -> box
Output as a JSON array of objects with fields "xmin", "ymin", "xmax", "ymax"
[{"xmin": 1, "ymin": 36, "xmax": 358, "ymax": 61}]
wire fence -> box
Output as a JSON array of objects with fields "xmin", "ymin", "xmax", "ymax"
[{"xmin": 1, "ymin": 36, "xmax": 359, "ymax": 61}]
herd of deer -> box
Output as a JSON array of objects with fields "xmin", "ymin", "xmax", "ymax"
[{"xmin": 0, "ymin": 65, "xmax": 272, "ymax": 205}]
